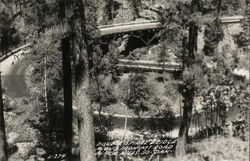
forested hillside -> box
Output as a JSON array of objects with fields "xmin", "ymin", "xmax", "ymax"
[{"xmin": 0, "ymin": 0, "xmax": 249, "ymax": 161}]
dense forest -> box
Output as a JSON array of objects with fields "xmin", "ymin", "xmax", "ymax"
[{"xmin": 0, "ymin": 0, "xmax": 249, "ymax": 161}]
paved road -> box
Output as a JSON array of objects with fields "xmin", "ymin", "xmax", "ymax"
[{"xmin": 0, "ymin": 51, "xmax": 29, "ymax": 98}]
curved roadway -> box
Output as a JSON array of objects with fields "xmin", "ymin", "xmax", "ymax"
[{"xmin": 0, "ymin": 51, "xmax": 29, "ymax": 98}]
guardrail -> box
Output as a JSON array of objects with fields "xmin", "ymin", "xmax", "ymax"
[
  {"xmin": 59, "ymin": 102, "xmax": 163, "ymax": 119},
  {"xmin": 0, "ymin": 43, "xmax": 33, "ymax": 62},
  {"xmin": 98, "ymin": 20, "xmax": 159, "ymax": 28}
]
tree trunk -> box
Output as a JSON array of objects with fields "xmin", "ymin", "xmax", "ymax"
[
  {"xmin": 73, "ymin": 1, "xmax": 97, "ymax": 160},
  {"xmin": 76, "ymin": 79, "xmax": 96, "ymax": 161},
  {"xmin": 204, "ymin": 108, "xmax": 208, "ymax": 137},
  {"xmin": 62, "ymin": 37, "xmax": 73, "ymax": 156},
  {"xmin": 103, "ymin": 0, "xmax": 114, "ymax": 24},
  {"xmin": 175, "ymin": 88, "xmax": 194, "ymax": 157},
  {"xmin": 74, "ymin": 37, "xmax": 96, "ymax": 161},
  {"xmin": 176, "ymin": 0, "xmax": 199, "ymax": 155},
  {"xmin": 217, "ymin": 0, "xmax": 222, "ymax": 15},
  {"xmin": 131, "ymin": 0, "xmax": 141, "ymax": 20},
  {"xmin": 0, "ymin": 73, "xmax": 7, "ymax": 161},
  {"xmin": 175, "ymin": 26, "xmax": 198, "ymax": 156}
]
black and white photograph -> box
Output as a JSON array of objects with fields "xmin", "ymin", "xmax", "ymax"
[{"xmin": 0, "ymin": 0, "xmax": 249, "ymax": 161}]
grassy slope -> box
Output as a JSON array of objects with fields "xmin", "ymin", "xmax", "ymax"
[{"xmin": 163, "ymin": 137, "xmax": 249, "ymax": 161}]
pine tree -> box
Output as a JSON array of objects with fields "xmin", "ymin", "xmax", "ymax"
[
  {"xmin": 0, "ymin": 6, "xmax": 20, "ymax": 56},
  {"xmin": 103, "ymin": 0, "xmax": 114, "ymax": 24},
  {"xmin": 129, "ymin": 0, "xmax": 142, "ymax": 20},
  {"xmin": 58, "ymin": 0, "xmax": 73, "ymax": 157},
  {"xmin": 61, "ymin": 37, "xmax": 73, "ymax": 157},
  {"xmin": 73, "ymin": 0, "xmax": 98, "ymax": 160},
  {"xmin": 175, "ymin": 0, "xmax": 200, "ymax": 157}
]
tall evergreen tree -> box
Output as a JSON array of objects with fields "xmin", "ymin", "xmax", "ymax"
[
  {"xmin": 58, "ymin": 0, "xmax": 73, "ymax": 157},
  {"xmin": 103, "ymin": 0, "xmax": 114, "ymax": 24},
  {"xmin": 175, "ymin": 0, "xmax": 200, "ymax": 157},
  {"xmin": 0, "ymin": 6, "xmax": 20, "ymax": 56},
  {"xmin": 61, "ymin": 37, "xmax": 73, "ymax": 157},
  {"xmin": 73, "ymin": 0, "xmax": 98, "ymax": 160},
  {"xmin": 129, "ymin": 0, "xmax": 142, "ymax": 20}
]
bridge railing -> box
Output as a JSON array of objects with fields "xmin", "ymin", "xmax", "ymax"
[
  {"xmin": 0, "ymin": 43, "xmax": 33, "ymax": 62},
  {"xmin": 98, "ymin": 20, "xmax": 159, "ymax": 28}
]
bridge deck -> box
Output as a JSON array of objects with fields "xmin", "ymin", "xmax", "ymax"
[
  {"xmin": 117, "ymin": 59, "xmax": 182, "ymax": 72},
  {"xmin": 98, "ymin": 16, "xmax": 244, "ymax": 36},
  {"xmin": 220, "ymin": 16, "xmax": 244, "ymax": 23},
  {"xmin": 98, "ymin": 20, "xmax": 162, "ymax": 36}
]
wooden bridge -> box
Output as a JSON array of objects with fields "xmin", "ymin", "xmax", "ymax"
[
  {"xmin": 117, "ymin": 59, "xmax": 182, "ymax": 72},
  {"xmin": 98, "ymin": 16, "xmax": 244, "ymax": 36}
]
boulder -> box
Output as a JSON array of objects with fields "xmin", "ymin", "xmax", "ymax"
[
  {"xmin": 26, "ymin": 155, "xmax": 37, "ymax": 161},
  {"xmin": 15, "ymin": 142, "xmax": 35, "ymax": 160},
  {"xmin": 37, "ymin": 158, "xmax": 45, "ymax": 161},
  {"xmin": 36, "ymin": 148, "xmax": 46, "ymax": 156},
  {"xmin": 7, "ymin": 132, "xmax": 20, "ymax": 144},
  {"xmin": 233, "ymin": 68, "xmax": 249, "ymax": 80},
  {"xmin": 4, "ymin": 111, "xmax": 17, "ymax": 123}
]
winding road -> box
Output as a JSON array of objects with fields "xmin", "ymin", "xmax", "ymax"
[
  {"xmin": 0, "ymin": 50, "xmax": 30, "ymax": 98},
  {"xmin": 0, "ymin": 15, "xmax": 246, "ymax": 139}
]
